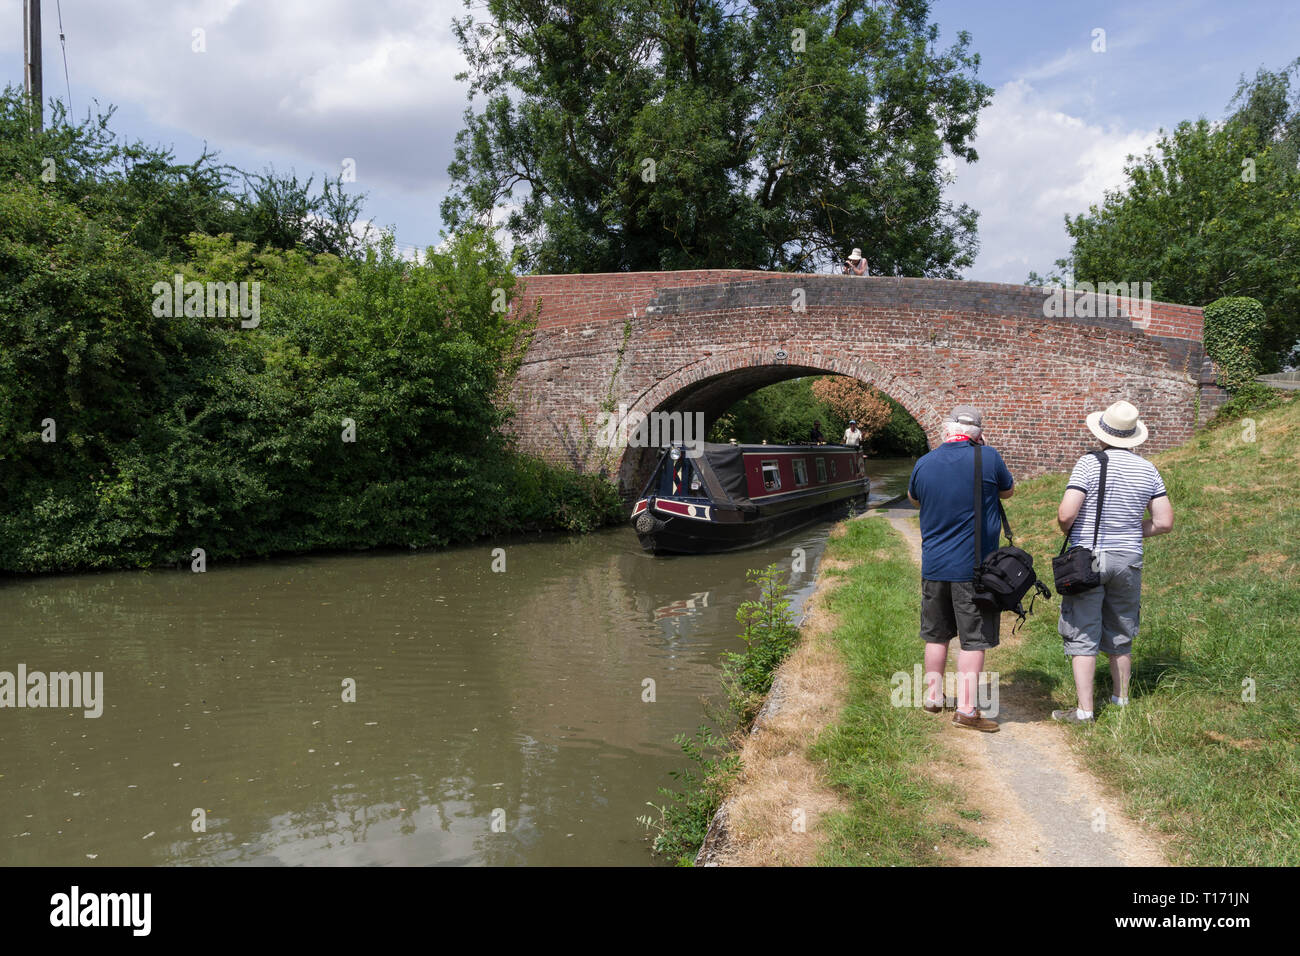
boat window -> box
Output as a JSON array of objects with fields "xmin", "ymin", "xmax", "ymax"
[
  {"xmin": 830, "ymin": 459, "xmax": 838, "ymax": 478},
  {"xmin": 761, "ymin": 461, "xmax": 781, "ymax": 491},
  {"xmin": 815, "ymin": 458, "xmax": 827, "ymax": 482},
  {"xmin": 793, "ymin": 458, "xmax": 809, "ymax": 486}
]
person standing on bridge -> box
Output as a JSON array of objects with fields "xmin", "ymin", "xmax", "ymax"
[
  {"xmin": 842, "ymin": 248, "xmax": 867, "ymax": 276},
  {"xmin": 907, "ymin": 406, "xmax": 1014, "ymax": 732},
  {"xmin": 1052, "ymin": 401, "xmax": 1173, "ymax": 724}
]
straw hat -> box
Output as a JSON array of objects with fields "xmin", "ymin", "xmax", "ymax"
[
  {"xmin": 1086, "ymin": 400, "xmax": 1148, "ymax": 448},
  {"xmin": 847, "ymin": 248, "xmax": 863, "ymax": 261}
]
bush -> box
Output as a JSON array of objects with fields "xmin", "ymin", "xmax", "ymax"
[
  {"xmin": 721, "ymin": 565, "xmax": 800, "ymax": 724},
  {"xmin": 1204, "ymin": 296, "xmax": 1267, "ymax": 390},
  {"xmin": 637, "ymin": 725, "xmax": 740, "ymax": 865},
  {"xmin": 1210, "ymin": 381, "xmax": 1288, "ymax": 426},
  {"xmin": 0, "ymin": 176, "xmax": 620, "ymax": 572}
]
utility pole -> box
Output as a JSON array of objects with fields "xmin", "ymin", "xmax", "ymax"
[{"xmin": 24, "ymin": 0, "xmax": 43, "ymax": 131}]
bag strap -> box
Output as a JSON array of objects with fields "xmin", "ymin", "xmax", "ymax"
[
  {"xmin": 973, "ymin": 443, "xmax": 983, "ymax": 576},
  {"xmin": 1089, "ymin": 449, "xmax": 1108, "ymax": 551},
  {"xmin": 1057, "ymin": 449, "xmax": 1110, "ymax": 554},
  {"xmin": 973, "ymin": 443, "xmax": 1013, "ymax": 575}
]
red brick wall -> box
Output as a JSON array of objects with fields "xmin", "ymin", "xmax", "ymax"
[{"xmin": 508, "ymin": 271, "xmax": 1211, "ymax": 494}]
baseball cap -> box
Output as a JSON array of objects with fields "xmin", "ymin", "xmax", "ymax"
[{"xmin": 946, "ymin": 405, "xmax": 983, "ymax": 427}]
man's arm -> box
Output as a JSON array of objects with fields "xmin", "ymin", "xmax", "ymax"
[
  {"xmin": 1143, "ymin": 496, "xmax": 1173, "ymax": 537},
  {"xmin": 996, "ymin": 453, "xmax": 1015, "ymax": 499},
  {"xmin": 1057, "ymin": 488, "xmax": 1085, "ymax": 534}
]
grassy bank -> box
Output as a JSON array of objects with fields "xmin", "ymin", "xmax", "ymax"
[
  {"xmin": 650, "ymin": 390, "xmax": 1298, "ymax": 866},
  {"xmin": 809, "ymin": 517, "xmax": 984, "ymax": 865},
  {"xmin": 999, "ymin": 391, "xmax": 1300, "ymax": 865},
  {"xmin": 644, "ymin": 515, "xmax": 983, "ymax": 866}
]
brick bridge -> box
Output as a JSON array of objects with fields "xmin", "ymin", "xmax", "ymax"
[{"xmin": 509, "ymin": 271, "xmax": 1224, "ymax": 497}]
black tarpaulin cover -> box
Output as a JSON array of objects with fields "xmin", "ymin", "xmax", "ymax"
[{"xmin": 693, "ymin": 443, "xmax": 752, "ymax": 507}]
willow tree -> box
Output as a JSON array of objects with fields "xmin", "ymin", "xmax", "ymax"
[{"xmin": 443, "ymin": 0, "xmax": 992, "ymax": 275}]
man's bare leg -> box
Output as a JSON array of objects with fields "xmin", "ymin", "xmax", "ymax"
[
  {"xmin": 956, "ymin": 649, "xmax": 985, "ymax": 713},
  {"xmin": 924, "ymin": 642, "xmax": 948, "ymax": 707},
  {"xmin": 1108, "ymin": 653, "xmax": 1131, "ymax": 702},
  {"xmin": 1072, "ymin": 655, "xmax": 1097, "ymax": 713}
]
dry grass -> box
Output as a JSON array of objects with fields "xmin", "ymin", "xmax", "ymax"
[{"xmin": 711, "ymin": 564, "xmax": 852, "ymax": 865}]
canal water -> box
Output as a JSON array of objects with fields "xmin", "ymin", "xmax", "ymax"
[{"xmin": 0, "ymin": 459, "xmax": 915, "ymax": 866}]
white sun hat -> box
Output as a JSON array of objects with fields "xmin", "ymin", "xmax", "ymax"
[
  {"xmin": 847, "ymin": 248, "xmax": 863, "ymax": 261},
  {"xmin": 1086, "ymin": 400, "xmax": 1148, "ymax": 448}
]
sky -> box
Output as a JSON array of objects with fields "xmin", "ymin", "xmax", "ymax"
[{"xmin": 1, "ymin": 0, "xmax": 1294, "ymax": 281}]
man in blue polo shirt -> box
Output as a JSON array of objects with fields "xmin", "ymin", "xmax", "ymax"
[{"xmin": 907, "ymin": 405, "xmax": 1015, "ymax": 732}]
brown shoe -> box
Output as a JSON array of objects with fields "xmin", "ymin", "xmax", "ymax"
[{"xmin": 952, "ymin": 709, "xmax": 999, "ymax": 733}]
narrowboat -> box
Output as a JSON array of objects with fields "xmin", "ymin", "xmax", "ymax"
[{"xmin": 631, "ymin": 442, "xmax": 871, "ymax": 554}]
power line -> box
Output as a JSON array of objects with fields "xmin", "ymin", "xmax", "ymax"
[{"xmin": 56, "ymin": 0, "xmax": 72, "ymax": 116}]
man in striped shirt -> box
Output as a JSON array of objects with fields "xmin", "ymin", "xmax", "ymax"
[{"xmin": 1053, "ymin": 401, "xmax": 1174, "ymax": 724}]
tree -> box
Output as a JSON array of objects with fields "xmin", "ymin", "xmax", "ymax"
[
  {"xmin": 1030, "ymin": 60, "xmax": 1300, "ymax": 368},
  {"xmin": 231, "ymin": 167, "xmax": 374, "ymax": 259},
  {"xmin": 0, "ymin": 87, "xmax": 372, "ymax": 262},
  {"xmin": 443, "ymin": 0, "xmax": 992, "ymax": 276},
  {"xmin": 811, "ymin": 376, "xmax": 891, "ymax": 437}
]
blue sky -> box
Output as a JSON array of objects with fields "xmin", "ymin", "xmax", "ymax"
[{"xmin": 2, "ymin": 0, "xmax": 1294, "ymax": 279}]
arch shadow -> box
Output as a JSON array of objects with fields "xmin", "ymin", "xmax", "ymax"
[{"xmin": 613, "ymin": 347, "xmax": 942, "ymax": 496}]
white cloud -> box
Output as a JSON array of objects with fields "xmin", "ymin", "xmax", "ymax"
[
  {"xmin": 949, "ymin": 79, "xmax": 1159, "ymax": 284},
  {"xmin": 50, "ymin": 0, "xmax": 470, "ymax": 192}
]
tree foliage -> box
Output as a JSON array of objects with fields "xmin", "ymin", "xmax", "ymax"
[
  {"xmin": 0, "ymin": 94, "xmax": 621, "ymax": 573},
  {"xmin": 810, "ymin": 376, "xmax": 892, "ymax": 436},
  {"xmin": 1029, "ymin": 60, "xmax": 1300, "ymax": 368},
  {"xmin": 0, "ymin": 87, "xmax": 371, "ymax": 263},
  {"xmin": 707, "ymin": 375, "xmax": 925, "ymax": 454},
  {"xmin": 443, "ymin": 0, "xmax": 992, "ymax": 275}
]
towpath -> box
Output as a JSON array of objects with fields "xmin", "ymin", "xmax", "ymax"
[{"xmin": 878, "ymin": 500, "xmax": 1167, "ymax": 866}]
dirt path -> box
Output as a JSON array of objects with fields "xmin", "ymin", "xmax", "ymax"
[{"xmin": 879, "ymin": 502, "xmax": 1168, "ymax": 866}]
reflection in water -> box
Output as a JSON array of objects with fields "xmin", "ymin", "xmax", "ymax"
[
  {"xmin": 0, "ymin": 459, "xmax": 914, "ymax": 865},
  {"xmin": 653, "ymin": 591, "xmax": 710, "ymax": 621}
]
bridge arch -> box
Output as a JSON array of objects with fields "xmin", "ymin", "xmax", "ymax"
[{"xmin": 614, "ymin": 346, "xmax": 938, "ymax": 496}]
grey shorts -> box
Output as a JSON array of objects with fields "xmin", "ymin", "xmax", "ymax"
[
  {"xmin": 1058, "ymin": 550, "xmax": 1143, "ymax": 657},
  {"xmin": 920, "ymin": 579, "xmax": 999, "ymax": 651}
]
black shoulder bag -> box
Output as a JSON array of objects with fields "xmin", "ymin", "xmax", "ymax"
[
  {"xmin": 1051, "ymin": 450, "xmax": 1108, "ymax": 595},
  {"xmin": 972, "ymin": 444, "xmax": 1051, "ymax": 629}
]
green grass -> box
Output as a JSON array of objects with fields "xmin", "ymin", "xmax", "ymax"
[
  {"xmin": 811, "ymin": 517, "xmax": 982, "ymax": 865},
  {"xmin": 998, "ymin": 391, "xmax": 1300, "ymax": 865}
]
